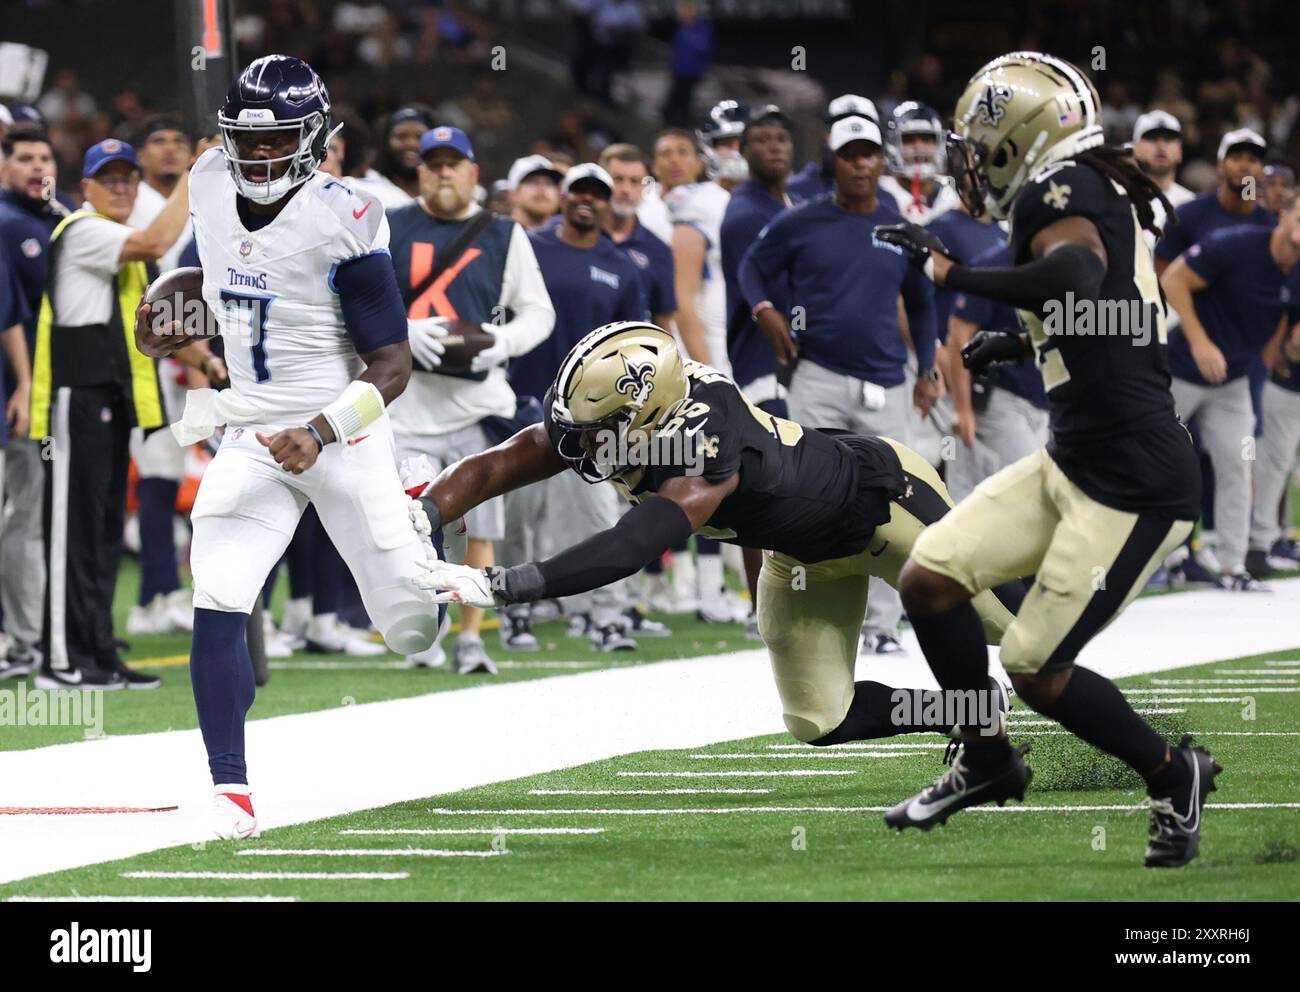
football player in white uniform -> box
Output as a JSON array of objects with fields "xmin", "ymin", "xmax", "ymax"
[
  {"xmin": 137, "ymin": 56, "xmax": 441, "ymax": 840},
  {"xmin": 879, "ymin": 102, "xmax": 960, "ymax": 224}
]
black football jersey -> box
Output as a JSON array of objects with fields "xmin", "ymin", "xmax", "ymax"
[
  {"xmin": 1010, "ymin": 158, "xmax": 1200, "ymax": 519},
  {"xmin": 543, "ymin": 363, "xmax": 903, "ymax": 563}
]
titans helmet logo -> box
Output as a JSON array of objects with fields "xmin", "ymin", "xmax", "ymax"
[
  {"xmin": 974, "ymin": 82, "xmax": 1013, "ymax": 126},
  {"xmin": 615, "ymin": 355, "xmax": 655, "ymax": 405}
]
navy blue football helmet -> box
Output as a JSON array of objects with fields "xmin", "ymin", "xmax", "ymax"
[
  {"xmin": 698, "ymin": 100, "xmax": 750, "ymax": 182},
  {"xmin": 886, "ymin": 101, "xmax": 947, "ymax": 180},
  {"xmin": 217, "ymin": 55, "xmax": 338, "ymax": 203}
]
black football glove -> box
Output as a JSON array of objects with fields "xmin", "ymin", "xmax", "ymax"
[
  {"xmin": 873, "ymin": 222, "xmax": 958, "ymax": 278},
  {"xmin": 961, "ymin": 330, "xmax": 1031, "ymax": 374}
]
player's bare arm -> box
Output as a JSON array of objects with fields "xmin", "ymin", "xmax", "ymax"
[
  {"xmin": 671, "ymin": 224, "xmax": 712, "ymax": 362},
  {"xmin": 423, "ymin": 424, "xmax": 566, "ymax": 527}
]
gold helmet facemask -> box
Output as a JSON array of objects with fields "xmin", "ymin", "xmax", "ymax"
[
  {"xmin": 550, "ymin": 321, "xmax": 688, "ymax": 484},
  {"xmin": 948, "ymin": 51, "xmax": 1104, "ymax": 219}
]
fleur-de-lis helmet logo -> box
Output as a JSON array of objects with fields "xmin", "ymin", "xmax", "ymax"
[
  {"xmin": 974, "ymin": 82, "xmax": 1013, "ymax": 126},
  {"xmin": 615, "ymin": 354, "xmax": 655, "ymax": 406}
]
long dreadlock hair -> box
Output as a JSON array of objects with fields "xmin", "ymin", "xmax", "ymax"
[{"xmin": 1076, "ymin": 144, "xmax": 1176, "ymax": 237}]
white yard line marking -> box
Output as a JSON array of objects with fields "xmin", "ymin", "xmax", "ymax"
[
  {"xmin": 234, "ymin": 848, "xmax": 504, "ymax": 858},
  {"xmin": 340, "ymin": 828, "xmax": 606, "ymax": 835},
  {"xmin": 528, "ymin": 788, "xmax": 770, "ymax": 796},
  {"xmin": 4, "ymin": 579, "xmax": 1299, "ymax": 885},
  {"xmin": 617, "ymin": 770, "xmax": 857, "ymax": 777},
  {"xmin": 8, "ymin": 895, "xmax": 296, "ymax": 903},
  {"xmin": 496, "ymin": 660, "xmax": 638, "ymax": 669},
  {"xmin": 1114, "ymin": 696, "xmax": 1259, "ymax": 703},
  {"xmin": 428, "ymin": 803, "xmax": 1300, "ymax": 816},
  {"xmin": 1150, "ymin": 678, "xmax": 1297, "ymax": 685},
  {"xmin": 269, "ymin": 661, "xmax": 406, "ymax": 670},
  {"xmin": 1216, "ymin": 669, "xmax": 1300, "ymax": 675},
  {"xmin": 1260, "ymin": 661, "xmax": 1300, "ymax": 667},
  {"xmin": 691, "ymin": 752, "xmax": 927, "ymax": 759},
  {"xmin": 1124, "ymin": 687, "xmax": 1300, "ymax": 694},
  {"xmin": 121, "ymin": 871, "xmax": 409, "ymax": 880}
]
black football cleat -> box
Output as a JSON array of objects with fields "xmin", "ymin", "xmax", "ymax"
[
  {"xmin": 1144, "ymin": 735, "xmax": 1222, "ymax": 869},
  {"xmin": 885, "ymin": 741, "xmax": 1032, "ymax": 831}
]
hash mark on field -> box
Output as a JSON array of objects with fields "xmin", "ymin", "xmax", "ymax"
[
  {"xmin": 528, "ymin": 788, "xmax": 771, "ymax": 795},
  {"xmin": 121, "ymin": 871, "xmax": 409, "ymax": 880},
  {"xmin": 617, "ymin": 770, "xmax": 857, "ymax": 777},
  {"xmin": 428, "ymin": 803, "xmax": 1300, "ymax": 816},
  {"xmin": 1116, "ymin": 696, "xmax": 1267, "ymax": 703},
  {"xmin": 341, "ymin": 828, "xmax": 606, "ymax": 835},
  {"xmin": 1150, "ymin": 678, "xmax": 1298, "ymax": 685},
  {"xmin": 1217, "ymin": 669, "xmax": 1300, "ymax": 675},
  {"xmin": 765, "ymin": 742, "xmax": 949, "ymax": 750},
  {"xmin": 691, "ymin": 752, "xmax": 927, "ymax": 759},
  {"xmin": 1260, "ymin": 661, "xmax": 1300, "ymax": 667},
  {"xmin": 8, "ymin": 895, "xmax": 296, "ymax": 902},
  {"xmin": 1123, "ymin": 687, "xmax": 1300, "ymax": 694},
  {"xmin": 234, "ymin": 848, "xmax": 505, "ymax": 858}
]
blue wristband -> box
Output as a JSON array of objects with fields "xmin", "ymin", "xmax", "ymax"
[{"xmin": 303, "ymin": 423, "xmax": 326, "ymax": 452}]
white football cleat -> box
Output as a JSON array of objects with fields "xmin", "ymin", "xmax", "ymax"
[
  {"xmin": 210, "ymin": 784, "xmax": 260, "ymax": 840},
  {"xmin": 165, "ymin": 588, "xmax": 195, "ymax": 631},
  {"xmin": 305, "ymin": 613, "xmax": 386, "ymax": 656}
]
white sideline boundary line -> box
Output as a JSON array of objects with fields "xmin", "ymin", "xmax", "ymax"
[
  {"xmin": 528, "ymin": 788, "xmax": 770, "ymax": 796},
  {"xmin": 121, "ymin": 871, "xmax": 409, "ymax": 880},
  {"xmin": 1124, "ymin": 687, "xmax": 1300, "ymax": 694},
  {"xmin": 234, "ymin": 848, "xmax": 504, "ymax": 858},
  {"xmin": 3, "ymin": 578, "xmax": 1300, "ymax": 885},
  {"xmin": 765, "ymin": 742, "xmax": 949, "ymax": 750},
  {"xmin": 1151, "ymin": 678, "xmax": 1297, "ymax": 685},
  {"xmin": 340, "ymin": 828, "xmax": 606, "ymax": 836},
  {"xmin": 691, "ymin": 752, "xmax": 927, "ymax": 759},
  {"xmin": 427, "ymin": 803, "xmax": 1300, "ymax": 816},
  {"xmin": 1218, "ymin": 669, "xmax": 1300, "ymax": 675}
]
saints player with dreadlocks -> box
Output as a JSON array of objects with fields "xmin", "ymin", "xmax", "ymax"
[
  {"xmin": 411, "ymin": 320, "xmax": 1027, "ymax": 750},
  {"xmin": 874, "ymin": 52, "xmax": 1220, "ymax": 867}
]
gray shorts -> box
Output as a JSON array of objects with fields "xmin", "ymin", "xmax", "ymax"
[{"xmin": 396, "ymin": 422, "xmax": 505, "ymax": 541}]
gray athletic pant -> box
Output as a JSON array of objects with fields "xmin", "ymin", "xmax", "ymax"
[
  {"xmin": 946, "ymin": 388, "xmax": 1051, "ymax": 503},
  {"xmin": 787, "ymin": 359, "xmax": 908, "ymax": 636},
  {"xmin": 1, "ymin": 436, "xmax": 46, "ymax": 648},
  {"xmin": 1250, "ymin": 379, "xmax": 1300, "ymax": 552},
  {"xmin": 1170, "ymin": 375, "xmax": 1253, "ymax": 572}
]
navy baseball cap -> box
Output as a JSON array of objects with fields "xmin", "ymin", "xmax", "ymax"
[
  {"xmin": 419, "ymin": 125, "xmax": 475, "ymax": 162},
  {"xmin": 83, "ymin": 138, "xmax": 140, "ymax": 178}
]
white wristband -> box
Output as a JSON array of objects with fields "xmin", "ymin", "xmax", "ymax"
[{"xmin": 321, "ymin": 380, "xmax": 385, "ymax": 443}]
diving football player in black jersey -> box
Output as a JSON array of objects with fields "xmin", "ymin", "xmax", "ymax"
[
  {"xmin": 413, "ymin": 319, "xmax": 1025, "ymax": 749},
  {"xmin": 874, "ymin": 51, "xmax": 1219, "ymax": 867}
]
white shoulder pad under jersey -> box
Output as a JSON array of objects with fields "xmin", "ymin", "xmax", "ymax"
[
  {"xmin": 189, "ymin": 151, "xmax": 390, "ymax": 427},
  {"xmin": 664, "ymin": 181, "xmax": 730, "ymax": 241}
]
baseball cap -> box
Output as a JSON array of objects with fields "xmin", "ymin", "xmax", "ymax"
[
  {"xmin": 829, "ymin": 115, "xmax": 883, "ymax": 153},
  {"xmin": 419, "ymin": 125, "xmax": 475, "ymax": 162},
  {"xmin": 388, "ymin": 106, "xmax": 436, "ymax": 133},
  {"xmin": 1133, "ymin": 110, "xmax": 1182, "ymax": 142},
  {"xmin": 83, "ymin": 138, "xmax": 140, "ymax": 178},
  {"xmin": 561, "ymin": 162, "xmax": 614, "ymax": 195},
  {"xmin": 138, "ymin": 114, "xmax": 192, "ymax": 144},
  {"xmin": 827, "ymin": 94, "xmax": 878, "ymax": 124},
  {"xmin": 1218, "ymin": 127, "xmax": 1266, "ymax": 162},
  {"xmin": 507, "ymin": 154, "xmax": 562, "ymax": 191}
]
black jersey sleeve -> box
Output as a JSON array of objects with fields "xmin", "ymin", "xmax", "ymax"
[{"xmin": 1011, "ymin": 160, "xmax": 1113, "ymax": 261}]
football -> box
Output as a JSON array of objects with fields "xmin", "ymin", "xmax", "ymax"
[
  {"xmin": 437, "ymin": 318, "xmax": 497, "ymax": 373},
  {"xmin": 137, "ymin": 266, "xmax": 213, "ymax": 356}
]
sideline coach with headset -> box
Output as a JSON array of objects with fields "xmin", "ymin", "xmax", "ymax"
[{"xmin": 29, "ymin": 139, "xmax": 194, "ymax": 689}]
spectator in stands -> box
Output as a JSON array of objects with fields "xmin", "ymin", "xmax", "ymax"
[
  {"xmin": 451, "ymin": 72, "xmax": 522, "ymax": 156},
  {"xmin": 37, "ymin": 69, "xmax": 96, "ymax": 126},
  {"xmin": 587, "ymin": 0, "xmax": 645, "ymax": 104},
  {"xmin": 1101, "ymin": 79, "xmax": 1142, "ymax": 147},
  {"xmin": 1133, "ymin": 110, "xmax": 1196, "ymax": 208},
  {"xmin": 507, "ymin": 154, "xmax": 564, "ymax": 232},
  {"xmin": 356, "ymin": 105, "xmax": 434, "ymax": 208},
  {"xmin": 662, "ymin": 1, "xmax": 713, "ymax": 127},
  {"xmin": 1263, "ymin": 162, "xmax": 1296, "ymax": 214}
]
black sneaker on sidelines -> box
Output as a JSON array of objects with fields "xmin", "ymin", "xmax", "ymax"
[
  {"xmin": 885, "ymin": 741, "xmax": 1032, "ymax": 831},
  {"xmin": 499, "ymin": 610, "xmax": 540, "ymax": 651},
  {"xmin": 34, "ymin": 665, "xmax": 126, "ymax": 691},
  {"xmin": 1144, "ymin": 734, "xmax": 1222, "ymax": 869},
  {"xmin": 622, "ymin": 607, "xmax": 671, "ymax": 637},
  {"xmin": 1244, "ymin": 549, "xmax": 1274, "ymax": 580},
  {"xmin": 1, "ymin": 643, "xmax": 39, "ymax": 680},
  {"xmin": 107, "ymin": 658, "xmax": 163, "ymax": 690}
]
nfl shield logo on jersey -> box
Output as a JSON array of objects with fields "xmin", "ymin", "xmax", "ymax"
[{"xmin": 239, "ymin": 239, "xmax": 254, "ymax": 258}]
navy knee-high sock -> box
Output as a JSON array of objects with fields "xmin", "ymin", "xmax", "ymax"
[
  {"xmin": 137, "ymin": 478, "xmax": 179, "ymax": 604},
  {"xmin": 190, "ymin": 608, "xmax": 255, "ymax": 785}
]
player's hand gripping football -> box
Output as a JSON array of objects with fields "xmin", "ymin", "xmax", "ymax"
[
  {"xmin": 873, "ymin": 222, "xmax": 958, "ymax": 284},
  {"xmin": 257, "ymin": 427, "xmax": 323, "ymax": 474},
  {"xmin": 961, "ymin": 330, "xmax": 1030, "ymax": 374},
  {"xmin": 412, "ymin": 559, "xmax": 498, "ymax": 608}
]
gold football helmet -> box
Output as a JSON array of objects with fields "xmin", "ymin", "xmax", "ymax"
[
  {"xmin": 949, "ymin": 51, "xmax": 1104, "ymax": 219},
  {"xmin": 550, "ymin": 321, "xmax": 688, "ymax": 483}
]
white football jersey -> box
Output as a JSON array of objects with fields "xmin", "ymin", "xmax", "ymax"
[
  {"xmin": 879, "ymin": 174, "xmax": 960, "ymax": 224},
  {"xmin": 664, "ymin": 180, "xmax": 729, "ymax": 341},
  {"xmin": 188, "ymin": 148, "xmax": 388, "ymax": 427}
]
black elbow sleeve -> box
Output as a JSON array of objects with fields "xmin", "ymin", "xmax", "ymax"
[{"xmin": 946, "ymin": 244, "xmax": 1106, "ymax": 311}]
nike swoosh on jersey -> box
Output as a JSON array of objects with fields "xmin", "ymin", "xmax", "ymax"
[
  {"xmin": 346, "ymin": 434, "xmax": 370, "ymax": 446},
  {"xmin": 352, "ymin": 203, "xmax": 370, "ymax": 220}
]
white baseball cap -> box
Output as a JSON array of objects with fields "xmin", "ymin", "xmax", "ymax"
[
  {"xmin": 1218, "ymin": 127, "xmax": 1266, "ymax": 162},
  {"xmin": 561, "ymin": 162, "xmax": 614, "ymax": 195},
  {"xmin": 829, "ymin": 115, "xmax": 883, "ymax": 153},
  {"xmin": 507, "ymin": 154, "xmax": 562, "ymax": 191},
  {"xmin": 1133, "ymin": 110, "xmax": 1182, "ymax": 142},
  {"xmin": 827, "ymin": 94, "xmax": 878, "ymax": 124}
]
